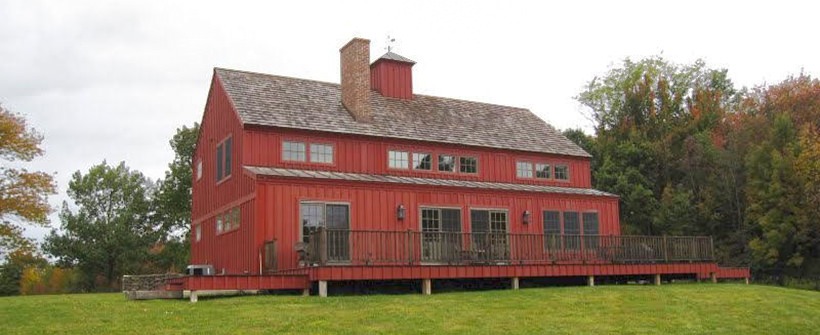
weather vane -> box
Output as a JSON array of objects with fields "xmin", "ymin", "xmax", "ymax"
[{"xmin": 386, "ymin": 35, "xmax": 396, "ymax": 52}]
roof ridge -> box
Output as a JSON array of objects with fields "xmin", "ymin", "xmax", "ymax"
[{"xmin": 215, "ymin": 67, "xmax": 531, "ymax": 111}]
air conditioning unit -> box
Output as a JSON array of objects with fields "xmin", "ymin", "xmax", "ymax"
[{"xmin": 185, "ymin": 264, "xmax": 215, "ymax": 276}]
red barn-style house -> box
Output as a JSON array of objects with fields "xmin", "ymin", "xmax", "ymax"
[{"xmin": 179, "ymin": 38, "xmax": 748, "ymax": 300}]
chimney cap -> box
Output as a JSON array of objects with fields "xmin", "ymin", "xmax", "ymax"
[
  {"xmin": 339, "ymin": 37, "xmax": 371, "ymax": 51},
  {"xmin": 373, "ymin": 51, "xmax": 416, "ymax": 65}
]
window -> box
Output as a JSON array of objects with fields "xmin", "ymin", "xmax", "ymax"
[
  {"xmin": 470, "ymin": 209, "xmax": 509, "ymax": 260},
  {"xmin": 459, "ymin": 157, "xmax": 478, "ymax": 174},
  {"xmin": 555, "ymin": 164, "xmax": 569, "ymax": 180},
  {"xmin": 413, "ymin": 153, "xmax": 432, "ymax": 170},
  {"xmin": 388, "ymin": 150, "xmax": 409, "ymax": 169},
  {"xmin": 195, "ymin": 224, "xmax": 201, "ymax": 242},
  {"xmin": 216, "ymin": 214, "xmax": 223, "ymax": 234},
  {"xmin": 283, "ymin": 141, "xmax": 306, "ymax": 161},
  {"xmin": 583, "ymin": 212, "xmax": 600, "ymax": 248},
  {"xmin": 438, "ymin": 155, "xmax": 456, "ymax": 172},
  {"xmin": 563, "ymin": 211, "xmax": 580, "ymax": 250},
  {"xmin": 535, "ymin": 163, "xmax": 551, "ymax": 179},
  {"xmin": 310, "ymin": 143, "xmax": 334, "ymax": 163},
  {"xmin": 216, "ymin": 137, "xmax": 232, "ymax": 182},
  {"xmin": 543, "ymin": 210, "xmax": 561, "ymax": 250},
  {"xmin": 300, "ymin": 202, "xmax": 350, "ymax": 261},
  {"xmin": 421, "ymin": 208, "xmax": 462, "ymax": 262},
  {"xmin": 196, "ymin": 159, "xmax": 202, "ymax": 181},
  {"xmin": 516, "ymin": 161, "xmax": 533, "ymax": 178}
]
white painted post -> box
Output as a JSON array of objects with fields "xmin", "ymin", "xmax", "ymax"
[
  {"xmin": 190, "ymin": 291, "xmax": 198, "ymax": 303},
  {"xmin": 745, "ymin": 277, "xmax": 750, "ymax": 285},
  {"xmin": 654, "ymin": 274, "xmax": 661, "ymax": 286},
  {"xmin": 588, "ymin": 275, "xmax": 595, "ymax": 287},
  {"xmin": 512, "ymin": 277, "xmax": 520, "ymax": 290},
  {"xmin": 302, "ymin": 288, "xmax": 310, "ymax": 296},
  {"xmin": 422, "ymin": 279, "xmax": 432, "ymax": 295},
  {"xmin": 711, "ymin": 272, "xmax": 718, "ymax": 284},
  {"xmin": 318, "ymin": 281, "xmax": 328, "ymax": 297}
]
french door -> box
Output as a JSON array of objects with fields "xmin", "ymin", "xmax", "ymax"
[
  {"xmin": 420, "ymin": 208, "xmax": 461, "ymax": 263},
  {"xmin": 301, "ymin": 202, "xmax": 350, "ymax": 262},
  {"xmin": 470, "ymin": 209, "xmax": 510, "ymax": 261}
]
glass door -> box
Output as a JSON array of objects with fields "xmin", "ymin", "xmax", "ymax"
[{"xmin": 470, "ymin": 209, "xmax": 510, "ymax": 261}]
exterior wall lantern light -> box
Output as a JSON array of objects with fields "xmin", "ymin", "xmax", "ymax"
[
  {"xmin": 523, "ymin": 210, "xmax": 531, "ymax": 224},
  {"xmin": 397, "ymin": 204, "xmax": 406, "ymax": 220}
]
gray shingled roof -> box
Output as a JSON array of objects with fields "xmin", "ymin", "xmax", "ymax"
[
  {"xmin": 216, "ymin": 68, "xmax": 590, "ymax": 157},
  {"xmin": 375, "ymin": 51, "xmax": 416, "ymax": 64},
  {"xmin": 245, "ymin": 166, "xmax": 615, "ymax": 197}
]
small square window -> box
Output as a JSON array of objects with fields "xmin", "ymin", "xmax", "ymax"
[
  {"xmin": 196, "ymin": 159, "xmax": 202, "ymax": 181},
  {"xmin": 535, "ymin": 163, "xmax": 551, "ymax": 179},
  {"xmin": 283, "ymin": 141, "xmax": 306, "ymax": 161},
  {"xmin": 555, "ymin": 165, "xmax": 569, "ymax": 180},
  {"xmin": 216, "ymin": 214, "xmax": 223, "ymax": 234},
  {"xmin": 459, "ymin": 157, "xmax": 477, "ymax": 173},
  {"xmin": 388, "ymin": 150, "xmax": 409, "ymax": 169},
  {"xmin": 413, "ymin": 153, "xmax": 432, "ymax": 170},
  {"xmin": 438, "ymin": 155, "xmax": 456, "ymax": 172},
  {"xmin": 310, "ymin": 143, "xmax": 334, "ymax": 163},
  {"xmin": 195, "ymin": 224, "xmax": 202, "ymax": 242},
  {"xmin": 516, "ymin": 161, "xmax": 533, "ymax": 178}
]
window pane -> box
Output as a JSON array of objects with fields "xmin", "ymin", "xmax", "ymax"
[
  {"xmin": 535, "ymin": 163, "xmax": 551, "ymax": 179},
  {"xmin": 583, "ymin": 213, "xmax": 599, "ymax": 235},
  {"xmin": 459, "ymin": 157, "xmax": 477, "ymax": 174},
  {"xmin": 196, "ymin": 160, "xmax": 202, "ymax": 181},
  {"xmin": 326, "ymin": 204, "xmax": 349, "ymax": 229},
  {"xmin": 516, "ymin": 161, "xmax": 532, "ymax": 178},
  {"xmin": 216, "ymin": 143, "xmax": 223, "ymax": 181},
  {"xmin": 490, "ymin": 211, "xmax": 507, "ymax": 232},
  {"xmin": 470, "ymin": 210, "xmax": 489, "ymax": 233},
  {"xmin": 224, "ymin": 137, "xmax": 232, "ymax": 177},
  {"xmin": 413, "ymin": 153, "xmax": 432, "ymax": 170},
  {"xmin": 421, "ymin": 209, "xmax": 441, "ymax": 232},
  {"xmin": 564, "ymin": 211, "xmax": 580, "ymax": 250},
  {"xmin": 555, "ymin": 165, "xmax": 569, "ymax": 180},
  {"xmin": 195, "ymin": 224, "xmax": 201, "ymax": 242},
  {"xmin": 283, "ymin": 141, "xmax": 306, "ymax": 161},
  {"xmin": 301, "ymin": 203, "xmax": 324, "ymax": 243},
  {"xmin": 388, "ymin": 150, "xmax": 409, "ymax": 169},
  {"xmin": 216, "ymin": 214, "xmax": 223, "ymax": 234},
  {"xmin": 438, "ymin": 155, "xmax": 456, "ymax": 172},
  {"xmin": 543, "ymin": 211, "xmax": 561, "ymax": 235},
  {"xmin": 441, "ymin": 209, "xmax": 461, "ymax": 232},
  {"xmin": 233, "ymin": 207, "xmax": 241, "ymax": 230},
  {"xmin": 310, "ymin": 143, "xmax": 334, "ymax": 163}
]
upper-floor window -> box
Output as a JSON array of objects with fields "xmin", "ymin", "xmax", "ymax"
[
  {"xmin": 310, "ymin": 143, "xmax": 334, "ymax": 163},
  {"xmin": 438, "ymin": 155, "xmax": 456, "ymax": 172},
  {"xmin": 196, "ymin": 159, "xmax": 202, "ymax": 181},
  {"xmin": 388, "ymin": 150, "xmax": 409, "ymax": 169},
  {"xmin": 516, "ymin": 161, "xmax": 533, "ymax": 178},
  {"xmin": 216, "ymin": 136, "xmax": 232, "ymax": 182},
  {"xmin": 535, "ymin": 163, "xmax": 551, "ymax": 179},
  {"xmin": 413, "ymin": 153, "xmax": 432, "ymax": 170},
  {"xmin": 459, "ymin": 157, "xmax": 478, "ymax": 174},
  {"xmin": 554, "ymin": 164, "xmax": 569, "ymax": 180},
  {"xmin": 283, "ymin": 141, "xmax": 307, "ymax": 162},
  {"xmin": 195, "ymin": 224, "xmax": 202, "ymax": 242},
  {"xmin": 216, "ymin": 207, "xmax": 241, "ymax": 235}
]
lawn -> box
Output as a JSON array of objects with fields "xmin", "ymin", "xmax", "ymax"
[{"xmin": 1, "ymin": 284, "xmax": 818, "ymax": 334}]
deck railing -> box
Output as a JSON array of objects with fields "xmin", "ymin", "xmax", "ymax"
[{"xmin": 305, "ymin": 229, "xmax": 714, "ymax": 266}]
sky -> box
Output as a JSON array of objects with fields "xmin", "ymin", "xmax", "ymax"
[{"xmin": 2, "ymin": 0, "xmax": 819, "ymax": 242}]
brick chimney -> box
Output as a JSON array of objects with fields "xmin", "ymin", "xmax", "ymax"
[{"xmin": 340, "ymin": 38, "xmax": 372, "ymax": 122}]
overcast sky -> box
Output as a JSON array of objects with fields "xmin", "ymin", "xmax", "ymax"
[{"xmin": 2, "ymin": 0, "xmax": 818, "ymax": 242}]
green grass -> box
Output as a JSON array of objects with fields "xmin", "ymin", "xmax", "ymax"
[{"xmin": 1, "ymin": 284, "xmax": 818, "ymax": 334}]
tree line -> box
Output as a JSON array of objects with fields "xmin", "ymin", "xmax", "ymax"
[
  {"xmin": 1, "ymin": 56, "xmax": 818, "ymax": 295},
  {"xmin": 566, "ymin": 57, "xmax": 819, "ymax": 285}
]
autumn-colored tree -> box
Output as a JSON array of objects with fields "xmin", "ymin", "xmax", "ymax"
[{"xmin": 0, "ymin": 104, "xmax": 56, "ymax": 259}]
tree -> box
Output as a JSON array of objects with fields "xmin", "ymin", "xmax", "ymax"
[
  {"xmin": 152, "ymin": 123, "xmax": 199, "ymax": 271},
  {"xmin": 0, "ymin": 104, "xmax": 56, "ymax": 260},
  {"xmin": 43, "ymin": 162, "xmax": 157, "ymax": 290}
]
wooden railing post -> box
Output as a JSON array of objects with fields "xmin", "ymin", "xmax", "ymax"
[
  {"xmin": 662, "ymin": 235, "xmax": 669, "ymax": 263},
  {"xmin": 406, "ymin": 230, "xmax": 413, "ymax": 265},
  {"xmin": 319, "ymin": 227, "xmax": 328, "ymax": 265},
  {"xmin": 709, "ymin": 236, "xmax": 715, "ymax": 261}
]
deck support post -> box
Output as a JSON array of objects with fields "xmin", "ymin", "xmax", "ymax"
[
  {"xmin": 318, "ymin": 281, "xmax": 328, "ymax": 298},
  {"xmin": 189, "ymin": 291, "xmax": 198, "ymax": 303},
  {"xmin": 710, "ymin": 272, "xmax": 717, "ymax": 284},
  {"xmin": 654, "ymin": 274, "xmax": 661, "ymax": 286},
  {"xmin": 512, "ymin": 277, "xmax": 519, "ymax": 290},
  {"xmin": 745, "ymin": 277, "xmax": 750, "ymax": 285},
  {"xmin": 422, "ymin": 279, "xmax": 432, "ymax": 295},
  {"xmin": 302, "ymin": 288, "xmax": 310, "ymax": 296},
  {"xmin": 587, "ymin": 275, "xmax": 595, "ymax": 287}
]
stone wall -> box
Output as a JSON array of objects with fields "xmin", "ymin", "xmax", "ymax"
[{"xmin": 122, "ymin": 273, "xmax": 184, "ymax": 292}]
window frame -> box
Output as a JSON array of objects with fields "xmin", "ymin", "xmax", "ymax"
[
  {"xmin": 535, "ymin": 163, "xmax": 551, "ymax": 179},
  {"xmin": 309, "ymin": 143, "xmax": 335, "ymax": 164},
  {"xmin": 412, "ymin": 152, "xmax": 433, "ymax": 171},
  {"xmin": 516, "ymin": 161, "xmax": 533, "ymax": 179},
  {"xmin": 298, "ymin": 201, "xmax": 352, "ymax": 243},
  {"xmin": 554, "ymin": 164, "xmax": 570, "ymax": 181},
  {"xmin": 388, "ymin": 150, "xmax": 410, "ymax": 170},
  {"xmin": 282, "ymin": 140, "xmax": 307, "ymax": 162},
  {"xmin": 438, "ymin": 154, "xmax": 457, "ymax": 173},
  {"xmin": 459, "ymin": 156, "xmax": 478, "ymax": 174}
]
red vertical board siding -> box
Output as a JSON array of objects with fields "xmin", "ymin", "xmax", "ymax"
[
  {"xmin": 371, "ymin": 60, "xmax": 413, "ymax": 100},
  {"xmin": 243, "ymin": 128, "xmax": 592, "ymax": 188},
  {"xmin": 256, "ymin": 178, "xmax": 619, "ymax": 271},
  {"xmin": 190, "ymin": 73, "xmax": 257, "ymax": 274}
]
